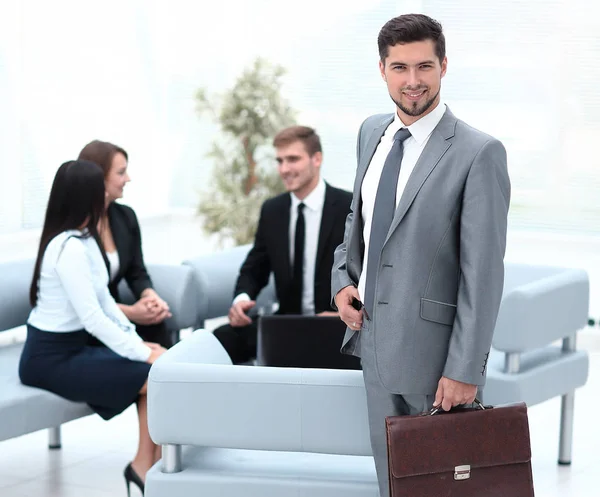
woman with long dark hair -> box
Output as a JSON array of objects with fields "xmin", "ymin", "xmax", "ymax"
[
  {"xmin": 19, "ymin": 159, "xmax": 165, "ymax": 495},
  {"xmin": 78, "ymin": 140, "xmax": 173, "ymax": 348}
]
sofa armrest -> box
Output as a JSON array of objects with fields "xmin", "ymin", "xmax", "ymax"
[
  {"xmin": 183, "ymin": 245, "xmax": 277, "ymax": 327},
  {"xmin": 493, "ymin": 267, "xmax": 589, "ymax": 353},
  {"xmin": 118, "ymin": 264, "xmax": 200, "ymax": 332},
  {"xmin": 151, "ymin": 329, "xmax": 233, "ymax": 369},
  {"xmin": 148, "ymin": 331, "xmax": 370, "ymax": 456}
]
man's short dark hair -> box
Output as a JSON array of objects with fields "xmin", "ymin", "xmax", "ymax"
[
  {"xmin": 272, "ymin": 126, "xmax": 322, "ymax": 156},
  {"xmin": 378, "ymin": 14, "xmax": 445, "ymax": 64}
]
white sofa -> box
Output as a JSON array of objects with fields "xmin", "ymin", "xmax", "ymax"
[
  {"xmin": 145, "ymin": 261, "xmax": 590, "ymax": 496},
  {"xmin": 146, "ymin": 330, "xmax": 378, "ymax": 497},
  {"xmin": 0, "ymin": 258, "xmax": 200, "ymax": 448}
]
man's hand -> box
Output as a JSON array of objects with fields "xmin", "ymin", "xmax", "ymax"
[
  {"xmin": 228, "ymin": 300, "xmax": 256, "ymax": 327},
  {"xmin": 434, "ymin": 376, "xmax": 478, "ymax": 412},
  {"xmin": 334, "ymin": 286, "xmax": 363, "ymax": 331}
]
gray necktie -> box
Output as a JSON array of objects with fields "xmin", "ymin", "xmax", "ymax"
[{"xmin": 364, "ymin": 127, "xmax": 412, "ymax": 317}]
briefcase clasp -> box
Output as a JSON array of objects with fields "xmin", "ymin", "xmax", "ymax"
[{"xmin": 454, "ymin": 465, "xmax": 471, "ymax": 480}]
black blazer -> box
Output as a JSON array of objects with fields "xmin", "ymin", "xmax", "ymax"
[
  {"xmin": 106, "ymin": 202, "xmax": 153, "ymax": 302},
  {"xmin": 235, "ymin": 183, "xmax": 352, "ymax": 314}
]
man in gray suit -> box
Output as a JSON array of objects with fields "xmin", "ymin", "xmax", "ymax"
[{"xmin": 331, "ymin": 14, "xmax": 510, "ymax": 496}]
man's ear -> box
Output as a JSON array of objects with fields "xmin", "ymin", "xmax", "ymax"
[
  {"xmin": 312, "ymin": 151, "xmax": 323, "ymax": 168},
  {"xmin": 379, "ymin": 60, "xmax": 386, "ymax": 81}
]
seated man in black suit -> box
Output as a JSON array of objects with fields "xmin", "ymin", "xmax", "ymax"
[{"xmin": 213, "ymin": 126, "xmax": 352, "ymax": 364}]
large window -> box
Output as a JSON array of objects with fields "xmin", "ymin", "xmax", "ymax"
[
  {"xmin": 1, "ymin": 0, "xmax": 598, "ymax": 235},
  {"xmin": 428, "ymin": 0, "xmax": 600, "ymax": 234}
]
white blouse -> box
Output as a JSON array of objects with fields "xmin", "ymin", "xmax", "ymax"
[
  {"xmin": 106, "ymin": 250, "xmax": 120, "ymax": 282},
  {"xmin": 28, "ymin": 230, "xmax": 151, "ymax": 362}
]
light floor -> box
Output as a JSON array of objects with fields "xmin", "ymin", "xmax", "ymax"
[{"xmin": 1, "ymin": 344, "xmax": 599, "ymax": 497}]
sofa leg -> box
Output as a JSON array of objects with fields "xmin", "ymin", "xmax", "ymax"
[
  {"xmin": 558, "ymin": 391, "xmax": 575, "ymax": 465},
  {"xmin": 161, "ymin": 444, "xmax": 182, "ymax": 473},
  {"xmin": 48, "ymin": 426, "xmax": 62, "ymax": 450}
]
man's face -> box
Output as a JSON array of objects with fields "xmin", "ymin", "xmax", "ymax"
[
  {"xmin": 276, "ymin": 140, "xmax": 322, "ymax": 200},
  {"xmin": 379, "ymin": 39, "xmax": 447, "ymax": 125}
]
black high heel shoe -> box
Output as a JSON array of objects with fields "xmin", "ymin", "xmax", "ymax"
[{"xmin": 124, "ymin": 463, "xmax": 145, "ymax": 496}]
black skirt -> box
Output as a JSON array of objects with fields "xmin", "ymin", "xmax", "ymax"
[{"xmin": 19, "ymin": 324, "xmax": 151, "ymax": 420}]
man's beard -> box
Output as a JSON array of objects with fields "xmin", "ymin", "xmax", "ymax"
[{"xmin": 390, "ymin": 87, "xmax": 440, "ymax": 117}]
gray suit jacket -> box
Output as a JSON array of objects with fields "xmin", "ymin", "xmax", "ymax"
[{"xmin": 331, "ymin": 107, "xmax": 511, "ymax": 395}]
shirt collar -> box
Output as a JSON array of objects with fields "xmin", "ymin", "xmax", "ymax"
[
  {"xmin": 389, "ymin": 101, "xmax": 447, "ymax": 146},
  {"xmin": 291, "ymin": 178, "xmax": 326, "ymax": 212}
]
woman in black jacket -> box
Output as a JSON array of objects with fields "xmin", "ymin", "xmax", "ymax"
[{"xmin": 78, "ymin": 140, "xmax": 173, "ymax": 348}]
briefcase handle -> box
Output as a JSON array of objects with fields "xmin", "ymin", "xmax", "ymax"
[{"xmin": 426, "ymin": 398, "xmax": 486, "ymax": 416}]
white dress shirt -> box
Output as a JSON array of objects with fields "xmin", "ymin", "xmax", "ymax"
[
  {"xmin": 28, "ymin": 230, "xmax": 151, "ymax": 362},
  {"xmin": 289, "ymin": 178, "xmax": 326, "ymax": 315},
  {"xmin": 358, "ymin": 102, "xmax": 447, "ymax": 302},
  {"xmin": 234, "ymin": 178, "xmax": 326, "ymax": 315}
]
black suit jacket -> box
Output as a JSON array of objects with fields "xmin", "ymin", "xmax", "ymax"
[
  {"xmin": 235, "ymin": 183, "xmax": 352, "ymax": 314},
  {"xmin": 106, "ymin": 202, "xmax": 153, "ymax": 302}
]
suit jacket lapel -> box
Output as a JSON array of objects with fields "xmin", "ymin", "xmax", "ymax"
[
  {"xmin": 315, "ymin": 184, "xmax": 336, "ymax": 275},
  {"xmin": 385, "ymin": 108, "xmax": 457, "ymax": 243},
  {"xmin": 279, "ymin": 195, "xmax": 292, "ymax": 279},
  {"xmin": 347, "ymin": 115, "xmax": 393, "ymax": 278},
  {"xmin": 355, "ymin": 117, "xmax": 394, "ymax": 201}
]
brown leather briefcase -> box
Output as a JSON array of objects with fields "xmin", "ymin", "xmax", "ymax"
[{"xmin": 385, "ymin": 401, "xmax": 534, "ymax": 497}]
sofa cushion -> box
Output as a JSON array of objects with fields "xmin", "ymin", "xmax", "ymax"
[{"xmin": 0, "ymin": 342, "xmax": 92, "ymax": 442}]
